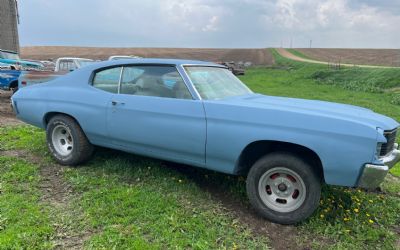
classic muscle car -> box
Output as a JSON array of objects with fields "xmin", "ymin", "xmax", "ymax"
[{"xmin": 11, "ymin": 59, "xmax": 400, "ymax": 224}]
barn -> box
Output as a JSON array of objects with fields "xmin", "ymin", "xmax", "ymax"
[{"xmin": 0, "ymin": 0, "xmax": 19, "ymax": 53}]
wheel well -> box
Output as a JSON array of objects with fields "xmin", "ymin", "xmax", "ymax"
[
  {"xmin": 236, "ymin": 141, "xmax": 325, "ymax": 182},
  {"xmin": 9, "ymin": 80, "xmax": 18, "ymax": 89},
  {"xmin": 43, "ymin": 112, "xmax": 79, "ymax": 128}
]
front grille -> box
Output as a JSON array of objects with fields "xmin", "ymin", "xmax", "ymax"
[{"xmin": 380, "ymin": 128, "xmax": 397, "ymax": 156}]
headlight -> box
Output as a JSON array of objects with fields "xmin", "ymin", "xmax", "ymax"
[{"xmin": 376, "ymin": 143, "xmax": 383, "ymax": 157}]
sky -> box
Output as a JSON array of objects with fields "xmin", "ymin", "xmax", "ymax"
[{"xmin": 18, "ymin": 0, "xmax": 400, "ymax": 48}]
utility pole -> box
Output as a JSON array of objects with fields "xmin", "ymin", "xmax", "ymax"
[{"xmin": 309, "ymin": 39, "xmax": 312, "ymax": 48}]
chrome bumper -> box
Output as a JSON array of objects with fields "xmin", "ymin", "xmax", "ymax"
[
  {"xmin": 381, "ymin": 143, "xmax": 400, "ymax": 169},
  {"xmin": 358, "ymin": 143, "xmax": 400, "ymax": 189}
]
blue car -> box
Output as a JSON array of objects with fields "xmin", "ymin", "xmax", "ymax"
[
  {"xmin": 11, "ymin": 59, "xmax": 400, "ymax": 224},
  {"xmin": 0, "ymin": 49, "xmax": 43, "ymax": 69},
  {"xmin": 0, "ymin": 69, "xmax": 20, "ymax": 91}
]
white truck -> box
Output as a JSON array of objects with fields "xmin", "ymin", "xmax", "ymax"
[{"xmin": 54, "ymin": 57, "xmax": 94, "ymax": 72}]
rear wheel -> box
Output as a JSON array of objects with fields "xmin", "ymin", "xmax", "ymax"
[
  {"xmin": 46, "ymin": 115, "xmax": 94, "ymax": 165},
  {"xmin": 246, "ymin": 152, "xmax": 321, "ymax": 224}
]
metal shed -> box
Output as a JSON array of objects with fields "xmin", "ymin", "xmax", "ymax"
[{"xmin": 0, "ymin": 0, "xmax": 19, "ymax": 53}]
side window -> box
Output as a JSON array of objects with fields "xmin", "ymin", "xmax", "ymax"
[
  {"xmin": 59, "ymin": 60, "xmax": 76, "ymax": 71},
  {"xmin": 92, "ymin": 67, "xmax": 122, "ymax": 93},
  {"xmin": 120, "ymin": 66, "xmax": 192, "ymax": 99},
  {"xmin": 120, "ymin": 67, "xmax": 144, "ymax": 94}
]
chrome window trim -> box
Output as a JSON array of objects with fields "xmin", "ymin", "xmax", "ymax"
[
  {"xmin": 117, "ymin": 66, "xmax": 124, "ymax": 94},
  {"xmin": 172, "ymin": 65, "xmax": 196, "ymax": 100},
  {"xmin": 176, "ymin": 65, "xmax": 202, "ymax": 100}
]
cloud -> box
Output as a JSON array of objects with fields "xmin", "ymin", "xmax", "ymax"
[{"xmin": 18, "ymin": 0, "xmax": 400, "ymax": 48}]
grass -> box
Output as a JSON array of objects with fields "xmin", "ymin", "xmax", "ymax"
[
  {"xmin": 0, "ymin": 156, "xmax": 54, "ymax": 249},
  {"xmin": 0, "ymin": 126, "xmax": 269, "ymax": 249},
  {"xmin": 67, "ymin": 158, "xmax": 267, "ymax": 249},
  {"xmin": 0, "ymin": 49, "xmax": 399, "ymax": 249},
  {"xmin": 66, "ymin": 154, "xmax": 266, "ymax": 249}
]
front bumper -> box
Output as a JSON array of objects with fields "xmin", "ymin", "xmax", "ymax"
[{"xmin": 358, "ymin": 143, "xmax": 400, "ymax": 189}]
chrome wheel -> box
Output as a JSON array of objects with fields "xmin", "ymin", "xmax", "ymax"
[
  {"xmin": 258, "ymin": 167, "xmax": 306, "ymax": 213},
  {"xmin": 51, "ymin": 125, "xmax": 74, "ymax": 156}
]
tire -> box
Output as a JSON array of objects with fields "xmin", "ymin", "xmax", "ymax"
[
  {"xmin": 46, "ymin": 115, "xmax": 94, "ymax": 165},
  {"xmin": 246, "ymin": 152, "xmax": 321, "ymax": 224}
]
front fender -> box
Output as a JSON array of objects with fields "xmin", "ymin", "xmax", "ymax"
[{"xmin": 203, "ymin": 102, "xmax": 377, "ymax": 187}]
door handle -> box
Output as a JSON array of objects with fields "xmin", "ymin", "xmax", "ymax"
[{"xmin": 111, "ymin": 101, "xmax": 125, "ymax": 106}]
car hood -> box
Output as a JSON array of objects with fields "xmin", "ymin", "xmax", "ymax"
[
  {"xmin": 226, "ymin": 94, "xmax": 399, "ymax": 131},
  {"xmin": 0, "ymin": 59, "xmax": 43, "ymax": 68}
]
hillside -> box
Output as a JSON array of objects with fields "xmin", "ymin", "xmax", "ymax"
[{"xmin": 20, "ymin": 46, "xmax": 275, "ymax": 65}]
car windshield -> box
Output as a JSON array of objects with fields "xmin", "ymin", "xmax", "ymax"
[
  {"xmin": 0, "ymin": 51, "xmax": 20, "ymax": 60},
  {"xmin": 76, "ymin": 59, "xmax": 94, "ymax": 67},
  {"xmin": 185, "ymin": 66, "xmax": 252, "ymax": 100}
]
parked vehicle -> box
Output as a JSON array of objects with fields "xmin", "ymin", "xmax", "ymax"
[
  {"xmin": 54, "ymin": 57, "xmax": 94, "ymax": 72},
  {"xmin": 0, "ymin": 49, "xmax": 43, "ymax": 69},
  {"xmin": 0, "ymin": 50, "xmax": 46, "ymax": 92},
  {"xmin": 108, "ymin": 55, "xmax": 141, "ymax": 60},
  {"xmin": 11, "ymin": 59, "xmax": 399, "ymax": 224},
  {"xmin": 18, "ymin": 57, "xmax": 94, "ymax": 91},
  {"xmin": 0, "ymin": 69, "xmax": 20, "ymax": 92},
  {"xmin": 0, "ymin": 62, "xmax": 11, "ymax": 70},
  {"xmin": 40, "ymin": 60, "xmax": 56, "ymax": 71},
  {"xmin": 219, "ymin": 61, "xmax": 245, "ymax": 75}
]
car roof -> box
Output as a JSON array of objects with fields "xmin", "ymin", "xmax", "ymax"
[
  {"xmin": 56, "ymin": 57, "xmax": 94, "ymax": 61},
  {"xmin": 109, "ymin": 55, "xmax": 136, "ymax": 58},
  {"xmin": 77, "ymin": 58, "xmax": 225, "ymax": 73}
]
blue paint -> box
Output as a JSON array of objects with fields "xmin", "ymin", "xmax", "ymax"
[
  {"xmin": 0, "ymin": 50, "xmax": 43, "ymax": 69},
  {"xmin": 0, "ymin": 70, "xmax": 20, "ymax": 89},
  {"xmin": 12, "ymin": 58, "xmax": 399, "ymax": 187}
]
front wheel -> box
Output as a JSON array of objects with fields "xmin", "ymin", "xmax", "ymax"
[
  {"xmin": 46, "ymin": 115, "xmax": 94, "ymax": 165},
  {"xmin": 246, "ymin": 152, "xmax": 321, "ymax": 224}
]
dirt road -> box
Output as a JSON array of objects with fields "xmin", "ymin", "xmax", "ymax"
[{"xmin": 276, "ymin": 48, "xmax": 399, "ymax": 69}]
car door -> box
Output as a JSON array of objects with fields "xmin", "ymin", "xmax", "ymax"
[{"xmin": 107, "ymin": 65, "xmax": 206, "ymax": 166}]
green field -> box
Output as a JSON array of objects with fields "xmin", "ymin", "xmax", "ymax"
[{"xmin": 0, "ymin": 50, "xmax": 399, "ymax": 249}]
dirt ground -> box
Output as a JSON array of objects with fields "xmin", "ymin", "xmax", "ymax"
[
  {"xmin": 0, "ymin": 90, "xmax": 21, "ymax": 126},
  {"xmin": 295, "ymin": 48, "xmax": 400, "ymax": 67},
  {"xmin": 276, "ymin": 48, "xmax": 399, "ymax": 69},
  {"xmin": 21, "ymin": 46, "xmax": 275, "ymax": 65}
]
